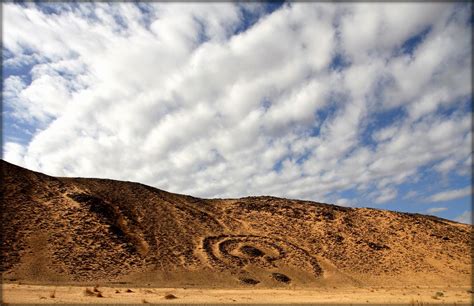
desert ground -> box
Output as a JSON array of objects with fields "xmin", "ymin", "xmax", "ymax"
[{"xmin": 2, "ymin": 283, "xmax": 472, "ymax": 304}]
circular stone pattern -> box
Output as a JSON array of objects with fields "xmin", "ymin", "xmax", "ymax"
[{"xmin": 202, "ymin": 234, "xmax": 323, "ymax": 277}]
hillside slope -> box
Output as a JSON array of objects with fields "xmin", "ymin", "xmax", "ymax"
[{"xmin": 1, "ymin": 160, "xmax": 471, "ymax": 287}]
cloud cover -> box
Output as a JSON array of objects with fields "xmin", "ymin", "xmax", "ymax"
[
  {"xmin": 428, "ymin": 187, "xmax": 472, "ymax": 203},
  {"xmin": 2, "ymin": 3, "xmax": 472, "ymax": 217}
]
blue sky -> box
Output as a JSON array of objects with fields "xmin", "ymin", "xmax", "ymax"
[{"xmin": 2, "ymin": 2, "xmax": 472, "ymax": 224}]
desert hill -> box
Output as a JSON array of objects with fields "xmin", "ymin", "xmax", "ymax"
[{"xmin": 1, "ymin": 159, "xmax": 471, "ymax": 288}]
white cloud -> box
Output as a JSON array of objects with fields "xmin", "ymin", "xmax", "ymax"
[
  {"xmin": 403, "ymin": 190, "xmax": 418, "ymax": 200},
  {"xmin": 339, "ymin": 3, "xmax": 451, "ymax": 63},
  {"xmin": 426, "ymin": 207, "xmax": 447, "ymax": 214},
  {"xmin": 457, "ymin": 154, "xmax": 472, "ymax": 176},
  {"xmin": 428, "ymin": 187, "xmax": 472, "ymax": 202},
  {"xmin": 374, "ymin": 188, "xmax": 398, "ymax": 204},
  {"xmin": 382, "ymin": 5, "xmax": 471, "ymax": 111},
  {"xmin": 335, "ymin": 198, "xmax": 353, "ymax": 207},
  {"xmin": 2, "ymin": 2, "xmax": 471, "ymax": 210},
  {"xmin": 433, "ymin": 158, "xmax": 458, "ymax": 174},
  {"xmin": 3, "ymin": 142, "xmax": 26, "ymax": 166},
  {"xmin": 372, "ymin": 125, "xmax": 400, "ymax": 143},
  {"xmin": 455, "ymin": 211, "xmax": 472, "ymax": 225},
  {"xmin": 4, "ymin": 76, "xmax": 26, "ymax": 99},
  {"xmin": 15, "ymin": 74, "xmax": 73, "ymax": 122}
]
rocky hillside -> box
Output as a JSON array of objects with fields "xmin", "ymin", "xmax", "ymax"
[{"xmin": 1, "ymin": 160, "xmax": 471, "ymax": 287}]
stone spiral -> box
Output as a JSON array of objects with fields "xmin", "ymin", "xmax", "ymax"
[{"xmin": 202, "ymin": 234, "xmax": 323, "ymax": 276}]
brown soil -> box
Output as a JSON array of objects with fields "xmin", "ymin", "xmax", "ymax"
[{"xmin": 1, "ymin": 159, "xmax": 472, "ymax": 289}]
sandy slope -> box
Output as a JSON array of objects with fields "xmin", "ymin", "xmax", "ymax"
[
  {"xmin": 2, "ymin": 283, "xmax": 473, "ymax": 304},
  {"xmin": 1, "ymin": 159, "xmax": 472, "ymax": 290}
]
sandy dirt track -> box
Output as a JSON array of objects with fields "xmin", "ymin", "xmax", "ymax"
[{"xmin": 2, "ymin": 283, "xmax": 472, "ymax": 304}]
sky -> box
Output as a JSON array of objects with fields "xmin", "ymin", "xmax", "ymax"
[{"xmin": 2, "ymin": 2, "xmax": 472, "ymax": 224}]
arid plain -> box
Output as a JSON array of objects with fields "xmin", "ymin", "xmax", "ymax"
[
  {"xmin": 1, "ymin": 160, "xmax": 472, "ymax": 304},
  {"xmin": 3, "ymin": 283, "xmax": 473, "ymax": 304}
]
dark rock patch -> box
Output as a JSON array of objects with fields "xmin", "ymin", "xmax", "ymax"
[
  {"xmin": 240, "ymin": 245, "xmax": 264, "ymax": 257},
  {"xmin": 239, "ymin": 277, "xmax": 260, "ymax": 285},
  {"xmin": 367, "ymin": 242, "xmax": 390, "ymax": 251},
  {"xmin": 272, "ymin": 272, "xmax": 291, "ymax": 283},
  {"xmin": 164, "ymin": 294, "xmax": 177, "ymax": 299}
]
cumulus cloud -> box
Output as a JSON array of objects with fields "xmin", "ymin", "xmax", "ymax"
[
  {"xmin": 3, "ymin": 142, "xmax": 26, "ymax": 166},
  {"xmin": 427, "ymin": 187, "xmax": 472, "ymax": 203},
  {"xmin": 4, "ymin": 76, "xmax": 26, "ymax": 98},
  {"xmin": 2, "ymin": 2, "xmax": 472, "ymax": 211}
]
